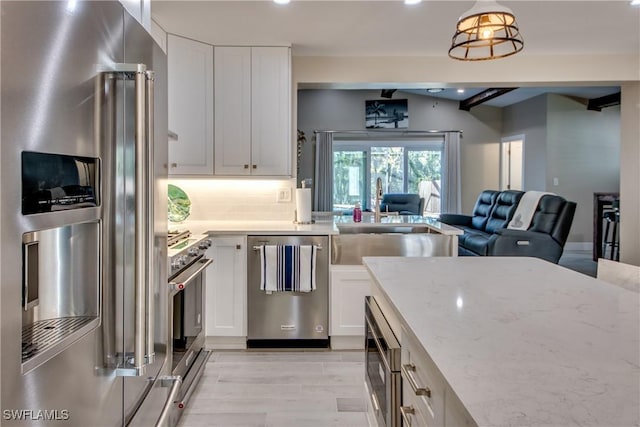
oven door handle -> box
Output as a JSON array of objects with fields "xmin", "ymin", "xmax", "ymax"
[
  {"xmin": 366, "ymin": 315, "xmax": 393, "ymax": 373},
  {"xmin": 169, "ymin": 258, "xmax": 213, "ymax": 293}
]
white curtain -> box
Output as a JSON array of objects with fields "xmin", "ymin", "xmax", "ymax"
[
  {"xmin": 314, "ymin": 131, "xmax": 334, "ymax": 211},
  {"xmin": 443, "ymin": 132, "xmax": 461, "ymax": 213}
]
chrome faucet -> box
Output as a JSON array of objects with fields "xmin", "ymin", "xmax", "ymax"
[{"xmin": 374, "ymin": 177, "xmax": 383, "ymax": 222}]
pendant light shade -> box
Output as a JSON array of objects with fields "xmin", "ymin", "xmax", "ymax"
[{"xmin": 449, "ymin": 0, "xmax": 524, "ymax": 61}]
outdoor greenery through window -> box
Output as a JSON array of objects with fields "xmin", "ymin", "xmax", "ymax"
[{"xmin": 333, "ymin": 138, "xmax": 444, "ymax": 215}]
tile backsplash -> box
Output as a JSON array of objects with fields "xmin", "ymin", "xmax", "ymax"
[{"xmin": 169, "ymin": 178, "xmax": 297, "ymax": 221}]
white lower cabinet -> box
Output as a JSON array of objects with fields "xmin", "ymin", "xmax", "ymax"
[
  {"xmin": 205, "ymin": 235, "xmax": 247, "ymax": 346},
  {"xmin": 329, "ymin": 265, "xmax": 371, "ymax": 348},
  {"xmin": 400, "ymin": 326, "xmax": 478, "ymax": 427},
  {"xmin": 401, "ymin": 325, "xmax": 446, "ymax": 427}
]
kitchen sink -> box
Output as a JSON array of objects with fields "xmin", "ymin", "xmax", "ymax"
[
  {"xmin": 336, "ymin": 224, "xmax": 432, "ymax": 234},
  {"xmin": 331, "ymin": 233, "xmax": 454, "ymax": 265}
]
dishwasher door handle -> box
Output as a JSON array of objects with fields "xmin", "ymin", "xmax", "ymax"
[{"xmin": 252, "ymin": 245, "xmax": 322, "ymax": 251}]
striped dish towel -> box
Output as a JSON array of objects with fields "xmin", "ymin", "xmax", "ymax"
[{"xmin": 260, "ymin": 245, "xmax": 317, "ymax": 292}]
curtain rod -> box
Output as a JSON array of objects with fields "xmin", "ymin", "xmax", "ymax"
[{"xmin": 312, "ymin": 129, "xmax": 463, "ymax": 135}]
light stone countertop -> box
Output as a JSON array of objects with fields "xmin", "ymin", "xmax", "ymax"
[
  {"xmin": 363, "ymin": 256, "xmax": 640, "ymax": 427},
  {"xmin": 170, "ymin": 219, "xmax": 338, "ymax": 236},
  {"xmin": 170, "ymin": 215, "xmax": 462, "ymax": 236}
]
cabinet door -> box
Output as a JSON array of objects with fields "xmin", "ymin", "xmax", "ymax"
[
  {"xmin": 206, "ymin": 236, "xmax": 247, "ymax": 337},
  {"xmin": 329, "ymin": 266, "xmax": 371, "ymax": 336},
  {"xmin": 250, "ymin": 47, "xmax": 291, "ymax": 176},
  {"xmin": 167, "ymin": 35, "xmax": 214, "ymax": 175},
  {"xmin": 214, "ymin": 47, "xmax": 252, "ymax": 175}
]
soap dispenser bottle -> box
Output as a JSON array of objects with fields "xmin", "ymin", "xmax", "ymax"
[{"xmin": 353, "ymin": 202, "xmax": 362, "ymax": 222}]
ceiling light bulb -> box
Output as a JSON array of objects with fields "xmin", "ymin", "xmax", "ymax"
[
  {"xmin": 457, "ymin": 89, "xmax": 465, "ymax": 94},
  {"xmin": 478, "ymin": 14, "xmax": 494, "ymax": 39},
  {"xmin": 405, "ymin": 0, "xmax": 422, "ymax": 4},
  {"xmin": 480, "ymin": 27, "xmax": 494, "ymax": 39},
  {"xmin": 273, "ymin": 0, "xmax": 290, "ymax": 4}
]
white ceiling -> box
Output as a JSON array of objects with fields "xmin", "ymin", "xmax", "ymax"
[{"xmin": 152, "ymin": 0, "xmax": 638, "ymax": 106}]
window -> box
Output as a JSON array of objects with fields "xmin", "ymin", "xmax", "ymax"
[{"xmin": 333, "ymin": 137, "xmax": 444, "ymax": 215}]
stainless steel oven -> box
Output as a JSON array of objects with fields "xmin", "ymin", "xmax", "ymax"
[
  {"xmin": 167, "ymin": 231, "xmax": 212, "ymax": 424},
  {"xmin": 365, "ymin": 296, "xmax": 402, "ymax": 427}
]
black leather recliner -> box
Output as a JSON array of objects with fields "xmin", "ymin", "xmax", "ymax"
[
  {"xmin": 439, "ymin": 190, "xmax": 576, "ymax": 264},
  {"xmin": 380, "ymin": 193, "xmax": 425, "ymax": 215}
]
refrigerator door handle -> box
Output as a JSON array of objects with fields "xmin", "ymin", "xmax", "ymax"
[
  {"xmin": 132, "ymin": 68, "xmax": 149, "ymax": 375},
  {"xmin": 107, "ymin": 63, "xmax": 156, "ymax": 376},
  {"xmin": 145, "ymin": 70, "xmax": 156, "ymax": 366}
]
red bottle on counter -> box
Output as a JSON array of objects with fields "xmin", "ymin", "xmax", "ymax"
[{"xmin": 353, "ymin": 202, "xmax": 362, "ymax": 222}]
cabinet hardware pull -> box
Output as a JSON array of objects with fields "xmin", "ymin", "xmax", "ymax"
[
  {"xmin": 236, "ymin": 244, "xmax": 241, "ymax": 250},
  {"xmin": 402, "ymin": 363, "xmax": 431, "ymax": 397},
  {"xmin": 400, "ymin": 406, "xmax": 415, "ymax": 427},
  {"xmin": 244, "ymin": 164, "xmax": 249, "ymax": 169},
  {"xmin": 170, "ymin": 163, "xmax": 177, "ymax": 168},
  {"xmin": 252, "ymin": 165, "xmax": 257, "ymax": 169}
]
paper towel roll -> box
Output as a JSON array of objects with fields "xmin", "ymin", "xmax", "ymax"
[{"xmin": 296, "ymin": 188, "xmax": 312, "ymax": 223}]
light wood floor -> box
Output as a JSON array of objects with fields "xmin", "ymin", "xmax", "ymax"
[{"xmin": 177, "ymin": 350, "xmax": 368, "ymax": 427}]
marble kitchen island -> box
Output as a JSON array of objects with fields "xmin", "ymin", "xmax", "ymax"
[{"xmin": 363, "ymin": 256, "xmax": 640, "ymax": 427}]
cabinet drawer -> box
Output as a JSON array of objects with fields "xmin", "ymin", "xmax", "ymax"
[
  {"xmin": 401, "ymin": 325, "xmax": 445, "ymax": 427},
  {"xmin": 401, "ymin": 382, "xmax": 432, "ymax": 427}
]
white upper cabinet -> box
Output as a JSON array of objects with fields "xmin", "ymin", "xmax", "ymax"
[
  {"xmin": 120, "ymin": 0, "xmax": 151, "ymax": 31},
  {"xmin": 214, "ymin": 47, "xmax": 252, "ymax": 175},
  {"xmin": 250, "ymin": 47, "xmax": 292, "ymax": 176},
  {"xmin": 167, "ymin": 34, "xmax": 214, "ymax": 175},
  {"xmin": 215, "ymin": 46, "xmax": 292, "ymax": 176}
]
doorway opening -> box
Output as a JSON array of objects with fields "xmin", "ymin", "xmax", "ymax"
[{"xmin": 500, "ymin": 135, "xmax": 524, "ymax": 191}]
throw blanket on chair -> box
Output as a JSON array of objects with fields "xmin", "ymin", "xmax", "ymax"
[
  {"xmin": 260, "ymin": 245, "xmax": 317, "ymax": 292},
  {"xmin": 508, "ymin": 191, "xmax": 554, "ymax": 230}
]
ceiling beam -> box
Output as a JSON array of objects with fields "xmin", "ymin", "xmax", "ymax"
[
  {"xmin": 587, "ymin": 92, "xmax": 621, "ymax": 111},
  {"xmin": 459, "ymin": 88, "xmax": 517, "ymax": 111},
  {"xmin": 380, "ymin": 89, "xmax": 397, "ymax": 99}
]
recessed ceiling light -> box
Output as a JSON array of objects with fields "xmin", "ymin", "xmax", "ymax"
[
  {"xmin": 405, "ymin": 0, "xmax": 422, "ymax": 5},
  {"xmin": 274, "ymin": 0, "xmax": 290, "ymax": 4},
  {"xmin": 426, "ymin": 88, "xmax": 444, "ymax": 93},
  {"xmin": 457, "ymin": 88, "xmax": 465, "ymax": 94}
]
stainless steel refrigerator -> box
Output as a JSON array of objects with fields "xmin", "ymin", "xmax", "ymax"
[{"xmin": 1, "ymin": 1, "xmax": 172, "ymax": 425}]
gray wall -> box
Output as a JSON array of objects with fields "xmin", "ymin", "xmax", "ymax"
[
  {"xmin": 297, "ymin": 89, "xmax": 503, "ymax": 214},
  {"xmin": 502, "ymin": 94, "xmax": 620, "ymax": 245},
  {"xmin": 502, "ymin": 94, "xmax": 548, "ymax": 191},
  {"xmin": 546, "ymin": 94, "xmax": 620, "ymax": 244}
]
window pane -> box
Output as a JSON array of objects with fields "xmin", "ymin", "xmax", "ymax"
[
  {"xmin": 370, "ymin": 147, "xmax": 404, "ymax": 207},
  {"xmin": 408, "ymin": 149, "xmax": 442, "ymax": 215},
  {"xmin": 333, "ymin": 151, "xmax": 365, "ymax": 212}
]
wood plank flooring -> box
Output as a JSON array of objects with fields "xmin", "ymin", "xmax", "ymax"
[{"xmin": 177, "ymin": 350, "xmax": 368, "ymax": 427}]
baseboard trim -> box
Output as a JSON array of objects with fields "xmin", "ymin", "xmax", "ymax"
[
  {"xmin": 565, "ymin": 242, "xmax": 593, "ymax": 251},
  {"xmin": 330, "ymin": 335, "xmax": 364, "ymax": 350},
  {"xmin": 206, "ymin": 336, "xmax": 247, "ymax": 350}
]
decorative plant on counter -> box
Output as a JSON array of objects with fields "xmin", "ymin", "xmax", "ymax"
[
  {"xmin": 168, "ymin": 184, "xmax": 191, "ymax": 223},
  {"xmin": 296, "ymin": 129, "xmax": 307, "ymax": 179}
]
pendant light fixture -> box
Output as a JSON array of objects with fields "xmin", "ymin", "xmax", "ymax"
[{"xmin": 449, "ymin": 0, "xmax": 524, "ymax": 61}]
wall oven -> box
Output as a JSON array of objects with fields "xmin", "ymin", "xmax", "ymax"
[
  {"xmin": 167, "ymin": 231, "xmax": 212, "ymax": 423},
  {"xmin": 365, "ymin": 296, "xmax": 401, "ymax": 427}
]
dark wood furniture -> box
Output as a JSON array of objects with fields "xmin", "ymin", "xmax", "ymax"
[{"xmin": 593, "ymin": 192, "xmax": 619, "ymax": 261}]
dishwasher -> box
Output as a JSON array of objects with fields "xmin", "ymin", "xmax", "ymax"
[{"xmin": 247, "ymin": 235, "xmax": 329, "ymax": 347}]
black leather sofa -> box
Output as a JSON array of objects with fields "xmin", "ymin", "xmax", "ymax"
[
  {"xmin": 380, "ymin": 193, "xmax": 425, "ymax": 215},
  {"xmin": 439, "ymin": 190, "xmax": 576, "ymax": 263}
]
